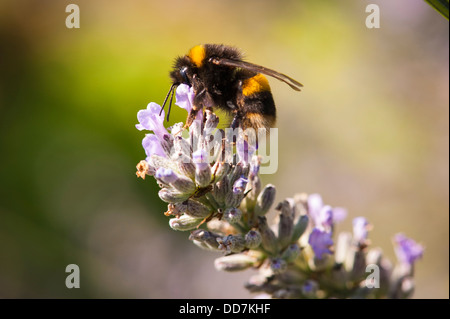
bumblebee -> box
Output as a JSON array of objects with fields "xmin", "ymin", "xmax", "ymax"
[{"xmin": 161, "ymin": 44, "xmax": 302, "ymax": 131}]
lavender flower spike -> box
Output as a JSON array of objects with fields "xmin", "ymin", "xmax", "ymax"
[
  {"xmin": 308, "ymin": 228, "xmax": 333, "ymax": 259},
  {"xmin": 394, "ymin": 233, "xmax": 424, "ymax": 266}
]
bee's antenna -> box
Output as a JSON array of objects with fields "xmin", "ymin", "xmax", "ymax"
[
  {"xmin": 166, "ymin": 85, "xmax": 176, "ymax": 122},
  {"xmin": 159, "ymin": 83, "xmax": 176, "ymax": 117}
]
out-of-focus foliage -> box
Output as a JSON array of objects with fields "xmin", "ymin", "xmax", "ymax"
[{"xmin": 0, "ymin": 0, "xmax": 448, "ymax": 298}]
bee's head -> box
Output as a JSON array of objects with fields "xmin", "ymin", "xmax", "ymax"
[{"xmin": 170, "ymin": 56, "xmax": 194, "ymax": 86}]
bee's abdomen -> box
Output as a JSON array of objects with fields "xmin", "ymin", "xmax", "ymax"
[
  {"xmin": 242, "ymin": 73, "xmax": 271, "ymax": 96},
  {"xmin": 238, "ymin": 74, "xmax": 276, "ymax": 130}
]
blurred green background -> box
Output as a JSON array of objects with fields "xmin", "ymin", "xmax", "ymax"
[{"xmin": 0, "ymin": 0, "xmax": 448, "ymax": 298}]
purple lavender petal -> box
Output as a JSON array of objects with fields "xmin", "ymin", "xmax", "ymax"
[
  {"xmin": 394, "ymin": 233, "xmax": 424, "ymax": 266},
  {"xmin": 136, "ymin": 102, "xmax": 168, "ymax": 141},
  {"xmin": 308, "ymin": 228, "xmax": 333, "ymax": 259},
  {"xmin": 353, "ymin": 217, "xmax": 369, "ymax": 245},
  {"xmin": 155, "ymin": 167, "xmax": 178, "ymax": 184},
  {"xmin": 332, "ymin": 207, "xmax": 347, "ymax": 223},
  {"xmin": 175, "ymin": 84, "xmax": 195, "ymax": 113},
  {"xmin": 193, "ymin": 149, "xmax": 209, "ymax": 170},
  {"xmin": 233, "ymin": 176, "xmax": 248, "ymax": 194},
  {"xmin": 142, "ymin": 134, "xmax": 166, "ymax": 159},
  {"xmin": 175, "ymin": 84, "xmax": 203, "ymax": 123},
  {"xmin": 307, "ymin": 193, "xmax": 323, "ymax": 226},
  {"xmin": 236, "ymin": 139, "xmax": 256, "ymax": 164},
  {"xmin": 319, "ymin": 205, "xmax": 333, "ymax": 230}
]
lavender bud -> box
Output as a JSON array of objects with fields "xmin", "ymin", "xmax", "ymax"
[
  {"xmin": 173, "ymin": 134, "xmax": 191, "ymax": 156},
  {"xmin": 270, "ymin": 258, "xmax": 287, "ymax": 274},
  {"xmin": 232, "ymin": 176, "xmax": 248, "ymax": 194},
  {"xmin": 158, "ymin": 188, "xmax": 190, "ymax": 203},
  {"xmin": 169, "ymin": 214, "xmax": 203, "ymax": 231},
  {"xmin": 214, "ymin": 254, "xmax": 257, "ymax": 272},
  {"xmin": 255, "ymin": 184, "xmax": 276, "ymax": 216},
  {"xmin": 223, "ymin": 207, "xmax": 242, "ymax": 224},
  {"xmin": 228, "ymin": 162, "xmax": 243, "ymax": 187},
  {"xmin": 212, "ymin": 176, "xmax": 229, "ymax": 205},
  {"xmin": 211, "ymin": 161, "xmax": 230, "ymax": 183},
  {"xmin": 171, "ymin": 176, "xmax": 196, "ymax": 194},
  {"xmin": 225, "ymin": 179, "xmax": 246, "ymax": 207},
  {"xmin": 160, "ymin": 133, "xmax": 174, "ymax": 156},
  {"xmin": 257, "ymin": 216, "xmax": 278, "ymax": 255},
  {"xmin": 245, "ymin": 230, "xmax": 262, "ymax": 249},
  {"xmin": 206, "ymin": 218, "xmax": 236, "ymax": 235},
  {"xmin": 189, "ymin": 229, "xmax": 221, "ymax": 250},
  {"xmin": 155, "ymin": 167, "xmax": 178, "ymax": 184},
  {"xmin": 282, "ymin": 243, "xmax": 301, "ymax": 262},
  {"xmin": 217, "ymin": 234, "xmax": 246, "ymax": 253},
  {"xmin": 195, "ymin": 165, "xmax": 212, "ymax": 188},
  {"xmin": 301, "ymin": 280, "xmax": 318, "ymax": 298},
  {"xmin": 177, "ymin": 160, "xmax": 196, "ymax": 181},
  {"xmin": 175, "ymin": 199, "xmax": 211, "ymax": 218},
  {"xmin": 291, "ymin": 214, "xmax": 309, "ymax": 243},
  {"xmin": 193, "ymin": 149, "xmax": 212, "ymax": 187},
  {"xmin": 243, "ymin": 175, "xmax": 261, "ymax": 211},
  {"xmin": 277, "ymin": 200, "xmax": 295, "ymax": 249}
]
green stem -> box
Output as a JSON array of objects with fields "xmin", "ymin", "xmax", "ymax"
[{"xmin": 425, "ymin": 0, "xmax": 449, "ymax": 20}]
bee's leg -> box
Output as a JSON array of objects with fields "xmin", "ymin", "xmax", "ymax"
[
  {"xmin": 182, "ymin": 107, "xmax": 202, "ymax": 130},
  {"xmin": 230, "ymin": 113, "xmax": 240, "ymax": 130}
]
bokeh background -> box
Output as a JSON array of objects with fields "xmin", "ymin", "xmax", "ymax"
[{"xmin": 0, "ymin": 0, "xmax": 448, "ymax": 298}]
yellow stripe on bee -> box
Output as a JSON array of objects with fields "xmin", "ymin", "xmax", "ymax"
[
  {"xmin": 242, "ymin": 73, "xmax": 271, "ymax": 96},
  {"xmin": 188, "ymin": 45, "xmax": 206, "ymax": 68}
]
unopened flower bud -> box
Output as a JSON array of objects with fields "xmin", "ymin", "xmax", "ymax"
[
  {"xmin": 270, "ymin": 258, "xmax": 287, "ymax": 274},
  {"xmin": 214, "ymin": 254, "xmax": 257, "ymax": 272},
  {"xmin": 245, "ymin": 230, "xmax": 262, "ymax": 249},
  {"xmin": 158, "ymin": 188, "xmax": 190, "ymax": 203},
  {"xmin": 160, "ymin": 133, "xmax": 174, "ymax": 156},
  {"xmin": 302, "ymin": 280, "xmax": 318, "ymax": 298},
  {"xmin": 255, "ymin": 184, "xmax": 276, "ymax": 216},
  {"xmin": 212, "ymin": 176, "xmax": 228, "ymax": 205},
  {"xmin": 217, "ymin": 234, "xmax": 246, "ymax": 253},
  {"xmin": 223, "ymin": 208, "xmax": 242, "ymax": 224},
  {"xmin": 291, "ymin": 214, "xmax": 309, "ymax": 243},
  {"xmin": 228, "ymin": 162, "xmax": 243, "ymax": 187},
  {"xmin": 232, "ymin": 176, "xmax": 248, "ymax": 194},
  {"xmin": 282, "ymin": 243, "xmax": 301, "ymax": 262},
  {"xmin": 169, "ymin": 214, "xmax": 203, "ymax": 231},
  {"xmin": 225, "ymin": 178, "xmax": 247, "ymax": 207},
  {"xmin": 211, "ymin": 161, "xmax": 230, "ymax": 183},
  {"xmin": 177, "ymin": 160, "xmax": 196, "ymax": 181},
  {"xmin": 189, "ymin": 229, "xmax": 221, "ymax": 250},
  {"xmin": 277, "ymin": 200, "xmax": 295, "ymax": 249},
  {"xmin": 193, "ymin": 149, "xmax": 212, "ymax": 187},
  {"xmin": 257, "ymin": 216, "xmax": 278, "ymax": 255},
  {"xmin": 155, "ymin": 167, "xmax": 178, "ymax": 184},
  {"xmin": 173, "ymin": 199, "xmax": 211, "ymax": 218}
]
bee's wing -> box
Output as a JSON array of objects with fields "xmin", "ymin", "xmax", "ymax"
[{"xmin": 210, "ymin": 57, "xmax": 303, "ymax": 91}]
